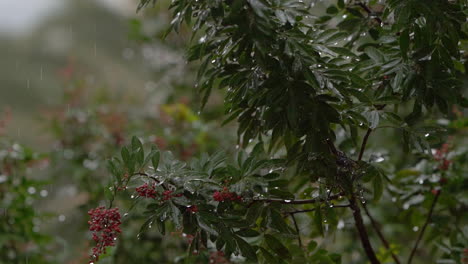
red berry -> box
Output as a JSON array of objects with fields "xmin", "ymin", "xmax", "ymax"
[
  {"xmin": 88, "ymin": 207, "xmax": 122, "ymax": 262},
  {"xmin": 187, "ymin": 205, "xmax": 198, "ymax": 214},
  {"xmin": 431, "ymin": 189, "xmax": 440, "ymax": 195},
  {"xmin": 136, "ymin": 183, "xmax": 158, "ymax": 198}
]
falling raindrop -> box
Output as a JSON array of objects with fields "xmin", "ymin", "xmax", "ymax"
[
  {"xmin": 40, "ymin": 66, "xmax": 43, "ymax": 80},
  {"xmin": 424, "ymin": 133, "xmax": 430, "ymax": 137},
  {"xmin": 58, "ymin": 215, "xmax": 66, "ymax": 222}
]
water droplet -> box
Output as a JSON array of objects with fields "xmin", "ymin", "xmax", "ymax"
[
  {"xmin": 424, "ymin": 133, "xmax": 430, "ymax": 137},
  {"xmin": 58, "ymin": 215, "xmax": 66, "ymax": 222},
  {"xmin": 412, "ymin": 226, "xmax": 419, "ymax": 232},
  {"xmin": 123, "ymin": 213, "xmax": 129, "ymax": 217},
  {"xmin": 284, "ymin": 200, "xmax": 291, "ymax": 203},
  {"xmin": 130, "ymin": 195, "xmax": 135, "ymax": 199}
]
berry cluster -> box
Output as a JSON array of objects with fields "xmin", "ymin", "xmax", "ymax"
[
  {"xmin": 162, "ymin": 190, "xmax": 183, "ymax": 200},
  {"xmin": 434, "ymin": 143, "xmax": 452, "ymax": 171},
  {"xmin": 186, "ymin": 205, "xmax": 198, "ymax": 214},
  {"xmin": 88, "ymin": 207, "xmax": 122, "ymax": 262},
  {"xmin": 213, "ymin": 187, "xmax": 242, "ymax": 202},
  {"xmin": 136, "ymin": 183, "xmax": 158, "ymax": 198}
]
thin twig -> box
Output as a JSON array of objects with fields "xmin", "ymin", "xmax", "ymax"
[
  {"xmin": 358, "ymin": 128, "xmax": 373, "ymax": 161},
  {"xmin": 287, "ymin": 204, "xmax": 350, "ymax": 215},
  {"xmin": 407, "ymin": 191, "xmax": 441, "ymax": 264},
  {"xmin": 362, "ymin": 203, "xmax": 401, "ymax": 264},
  {"xmin": 290, "ymin": 214, "xmax": 303, "ymax": 247},
  {"xmin": 253, "ymin": 193, "xmax": 343, "ymax": 205}
]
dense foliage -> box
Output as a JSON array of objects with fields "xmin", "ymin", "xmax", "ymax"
[{"xmin": 88, "ymin": 0, "xmax": 468, "ymax": 263}]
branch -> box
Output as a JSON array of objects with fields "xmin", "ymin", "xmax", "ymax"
[
  {"xmin": 358, "ymin": 128, "xmax": 373, "ymax": 161},
  {"xmin": 287, "ymin": 204, "xmax": 350, "ymax": 215},
  {"xmin": 407, "ymin": 190, "xmax": 441, "ymax": 264},
  {"xmin": 253, "ymin": 193, "xmax": 343, "ymax": 205},
  {"xmin": 362, "ymin": 203, "xmax": 401, "ymax": 264},
  {"xmin": 355, "ymin": 2, "xmax": 383, "ymax": 24},
  {"xmin": 289, "ymin": 214, "xmax": 303, "ymax": 247},
  {"xmin": 349, "ymin": 195, "xmax": 381, "ymax": 264}
]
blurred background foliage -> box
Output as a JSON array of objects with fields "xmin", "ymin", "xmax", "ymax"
[
  {"xmin": 0, "ymin": 0, "xmax": 235, "ymax": 262},
  {"xmin": 0, "ymin": 0, "xmax": 467, "ymax": 263}
]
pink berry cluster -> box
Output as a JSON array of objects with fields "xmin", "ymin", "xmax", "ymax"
[
  {"xmin": 213, "ymin": 187, "xmax": 242, "ymax": 202},
  {"xmin": 435, "ymin": 143, "xmax": 452, "ymax": 171},
  {"xmin": 135, "ymin": 183, "xmax": 158, "ymax": 198},
  {"xmin": 88, "ymin": 207, "xmax": 122, "ymax": 262}
]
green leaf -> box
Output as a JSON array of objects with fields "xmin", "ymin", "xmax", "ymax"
[
  {"xmin": 308, "ymin": 240, "xmax": 318, "ymax": 252},
  {"xmin": 259, "ymin": 247, "xmax": 279, "ymax": 264},
  {"xmin": 314, "ymin": 204, "xmax": 324, "ymax": 236},
  {"xmin": 235, "ymin": 236, "xmax": 258, "ymax": 261},
  {"xmin": 264, "ymin": 234, "xmax": 291, "ymax": 259},
  {"xmin": 326, "ymin": 6, "xmax": 339, "ymax": 14},
  {"xmin": 152, "ymin": 151, "xmax": 161, "ymax": 170},
  {"xmin": 121, "ymin": 147, "xmax": 131, "ymax": 168},
  {"xmin": 400, "ymin": 29, "xmax": 410, "ymax": 60},
  {"xmin": 364, "ymin": 46, "xmax": 385, "ymax": 63},
  {"xmin": 236, "ymin": 229, "xmax": 261, "ymax": 237},
  {"xmin": 373, "ymin": 173, "xmax": 383, "ymax": 202}
]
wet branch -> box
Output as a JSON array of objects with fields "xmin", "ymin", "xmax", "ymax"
[
  {"xmin": 358, "ymin": 128, "xmax": 373, "ymax": 161},
  {"xmin": 407, "ymin": 191, "xmax": 441, "ymax": 264},
  {"xmin": 287, "ymin": 204, "xmax": 350, "ymax": 215},
  {"xmin": 349, "ymin": 195, "xmax": 381, "ymax": 264},
  {"xmin": 253, "ymin": 193, "xmax": 343, "ymax": 205},
  {"xmin": 362, "ymin": 203, "xmax": 401, "ymax": 264},
  {"xmin": 355, "ymin": 2, "xmax": 383, "ymax": 24},
  {"xmin": 290, "ymin": 214, "xmax": 303, "ymax": 247}
]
